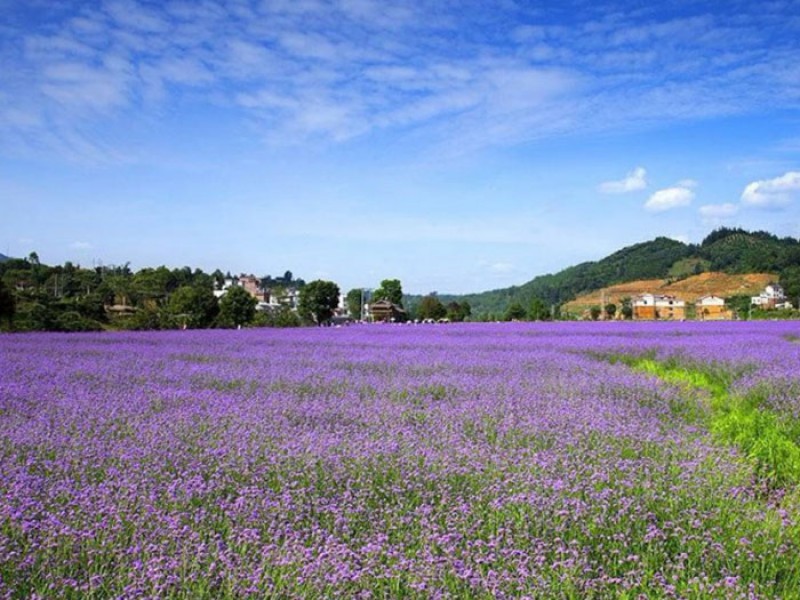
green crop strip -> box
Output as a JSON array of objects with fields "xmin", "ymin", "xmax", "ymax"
[{"xmin": 607, "ymin": 353, "xmax": 800, "ymax": 490}]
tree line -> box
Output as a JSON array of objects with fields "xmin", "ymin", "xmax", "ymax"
[
  {"xmin": 0, "ymin": 255, "xmax": 475, "ymax": 332},
  {"xmin": 0, "ymin": 253, "xmax": 331, "ymax": 332}
]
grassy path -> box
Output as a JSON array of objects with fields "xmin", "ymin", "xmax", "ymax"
[{"xmin": 611, "ymin": 354, "xmax": 800, "ymax": 489}]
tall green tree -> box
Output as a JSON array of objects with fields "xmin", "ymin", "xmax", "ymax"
[
  {"xmin": 418, "ymin": 295, "xmax": 447, "ymax": 320},
  {"xmin": 605, "ymin": 303, "xmax": 617, "ymax": 320},
  {"xmin": 218, "ymin": 285, "xmax": 257, "ymax": 328},
  {"xmin": 372, "ymin": 279, "xmax": 403, "ymax": 307},
  {"xmin": 298, "ymin": 280, "xmax": 340, "ymax": 325},
  {"xmin": 528, "ymin": 298, "xmax": 550, "ymax": 321},
  {"xmin": 504, "ymin": 302, "xmax": 527, "ymax": 321},
  {"xmin": 346, "ymin": 288, "xmax": 364, "ymax": 320},
  {"xmin": 780, "ymin": 266, "xmax": 800, "ymax": 307},
  {"xmin": 166, "ymin": 285, "xmax": 219, "ymax": 328},
  {"xmin": 446, "ymin": 300, "xmax": 471, "ymax": 322},
  {"xmin": 620, "ymin": 297, "xmax": 633, "ymax": 320},
  {"xmin": 132, "ymin": 267, "xmax": 175, "ymax": 306}
]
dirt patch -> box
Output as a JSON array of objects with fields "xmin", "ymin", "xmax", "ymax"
[{"xmin": 564, "ymin": 272, "xmax": 775, "ymax": 313}]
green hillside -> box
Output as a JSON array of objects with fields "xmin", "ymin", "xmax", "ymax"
[{"xmin": 422, "ymin": 228, "xmax": 800, "ymax": 318}]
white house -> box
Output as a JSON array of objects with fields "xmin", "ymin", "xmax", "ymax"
[
  {"xmin": 213, "ymin": 277, "xmax": 237, "ymax": 299},
  {"xmin": 633, "ymin": 294, "xmax": 686, "ymax": 320},
  {"xmin": 751, "ymin": 284, "xmax": 785, "ymax": 308},
  {"xmin": 695, "ymin": 296, "xmax": 731, "ymax": 320}
]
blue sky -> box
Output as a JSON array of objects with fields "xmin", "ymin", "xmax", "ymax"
[{"xmin": 2, "ymin": 0, "xmax": 800, "ymax": 294}]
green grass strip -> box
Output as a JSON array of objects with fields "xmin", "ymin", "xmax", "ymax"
[{"xmin": 610, "ymin": 353, "xmax": 800, "ymax": 489}]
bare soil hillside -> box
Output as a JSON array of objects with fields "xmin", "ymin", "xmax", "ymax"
[{"xmin": 563, "ymin": 272, "xmax": 775, "ymax": 313}]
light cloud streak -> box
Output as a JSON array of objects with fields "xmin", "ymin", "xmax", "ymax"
[
  {"xmin": 699, "ymin": 203, "xmax": 739, "ymax": 218},
  {"xmin": 598, "ymin": 167, "xmax": 647, "ymax": 194},
  {"xmin": 2, "ymin": 1, "xmax": 800, "ymax": 160}
]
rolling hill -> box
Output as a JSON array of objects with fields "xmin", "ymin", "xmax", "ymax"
[{"xmin": 423, "ymin": 228, "xmax": 800, "ymax": 317}]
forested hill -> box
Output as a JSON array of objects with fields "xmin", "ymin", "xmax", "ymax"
[
  {"xmin": 427, "ymin": 228, "xmax": 800, "ymax": 317},
  {"xmin": 0, "ymin": 253, "xmax": 10, "ymax": 263}
]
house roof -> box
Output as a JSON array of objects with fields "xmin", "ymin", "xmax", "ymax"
[{"xmin": 370, "ymin": 299, "xmax": 407, "ymax": 313}]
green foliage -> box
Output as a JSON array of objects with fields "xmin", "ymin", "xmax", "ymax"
[
  {"xmin": 620, "ymin": 297, "xmax": 633, "ymax": 320},
  {"xmin": 726, "ymin": 295, "xmax": 753, "ymax": 319},
  {"xmin": 589, "ymin": 305, "xmax": 602, "ymax": 321},
  {"xmin": 620, "ymin": 355, "xmax": 800, "ymax": 488},
  {"xmin": 118, "ymin": 307, "xmax": 163, "ymax": 331},
  {"xmin": 298, "ymin": 280, "xmax": 340, "ymax": 325},
  {"xmin": 504, "ymin": 302, "xmax": 526, "ymax": 321},
  {"xmin": 436, "ymin": 236, "xmax": 693, "ymax": 317},
  {"xmin": 55, "ymin": 310, "xmax": 103, "ymax": 332},
  {"xmin": 372, "ymin": 279, "xmax": 403, "ymax": 307},
  {"xmin": 217, "ymin": 286, "xmax": 257, "ymax": 328},
  {"xmin": 165, "ymin": 285, "xmax": 219, "ymax": 328},
  {"xmin": 253, "ymin": 305, "xmax": 302, "ymax": 328},
  {"xmin": 699, "ymin": 227, "xmax": 800, "ymax": 274},
  {"xmin": 528, "ymin": 297, "xmax": 550, "ymax": 321},
  {"xmin": 604, "ymin": 303, "xmax": 617, "ymax": 319},
  {"xmin": 346, "ymin": 288, "xmax": 364, "ymax": 320},
  {"xmin": 780, "ymin": 265, "xmax": 800, "ymax": 305},
  {"xmin": 132, "ymin": 266, "xmax": 177, "ymax": 304},
  {"xmin": 16, "ymin": 300, "xmax": 58, "ymax": 331},
  {"xmin": 0, "ymin": 254, "xmax": 313, "ymax": 332},
  {"xmin": 668, "ymin": 257, "xmax": 710, "ymax": 279},
  {"xmin": 418, "ymin": 295, "xmax": 447, "ymax": 320},
  {"xmin": 446, "ymin": 300, "xmax": 471, "ymax": 322}
]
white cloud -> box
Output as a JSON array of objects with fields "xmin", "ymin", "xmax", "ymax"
[
  {"xmin": 741, "ymin": 171, "xmax": 800, "ymax": 208},
  {"xmin": 699, "ymin": 203, "xmax": 738, "ymax": 218},
  {"xmin": 645, "ymin": 185, "xmax": 694, "ymax": 212},
  {"xmin": 598, "ymin": 167, "xmax": 647, "ymax": 194},
  {"xmin": 70, "ymin": 241, "xmax": 92, "ymax": 249}
]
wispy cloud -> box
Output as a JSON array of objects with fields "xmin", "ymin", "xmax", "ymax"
[
  {"xmin": 699, "ymin": 203, "xmax": 739, "ymax": 218},
  {"xmin": 598, "ymin": 166, "xmax": 647, "ymax": 194},
  {"xmin": 741, "ymin": 171, "xmax": 800, "ymax": 208},
  {"xmin": 2, "ymin": 1, "xmax": 800, "ymax": 160}
]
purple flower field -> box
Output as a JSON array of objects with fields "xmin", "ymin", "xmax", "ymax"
[{"xmin": 2, "ymin": 322, "xmax": 800, "ymax": 598}]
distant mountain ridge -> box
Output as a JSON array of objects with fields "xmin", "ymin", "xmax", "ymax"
[
  {"xmin": 425, "ymin": 228, "xmax": 800, "ymax": 317},
  {"xmin": 0, "ymin": 253, "xmax": 10, "ymax": 263}
]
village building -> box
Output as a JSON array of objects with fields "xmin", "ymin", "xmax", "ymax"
[
  {"xmin": 368, "ymin": 299, "xmax": 407, "ymax": 323},
  {"xmin": 633, "ymin": 294, "xmax": 686, "ymax": 320},
  {"xmin": 215, "ymin": 274, "xmax": 289, "ymax": 306},
  {"xmin": 257, "ymin": 287, "xmax": 301, "ymax": 312},
  {"xmin": 751, "ymin": 283, "xmax": 786, "ymax": 309},
  {"xmin": 237, "ymin": 275, "xmax": 265, "ymax": 300},
  {"xmin": 695, "ymin": 295, "xmax": 732, "ymax": 320}
]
